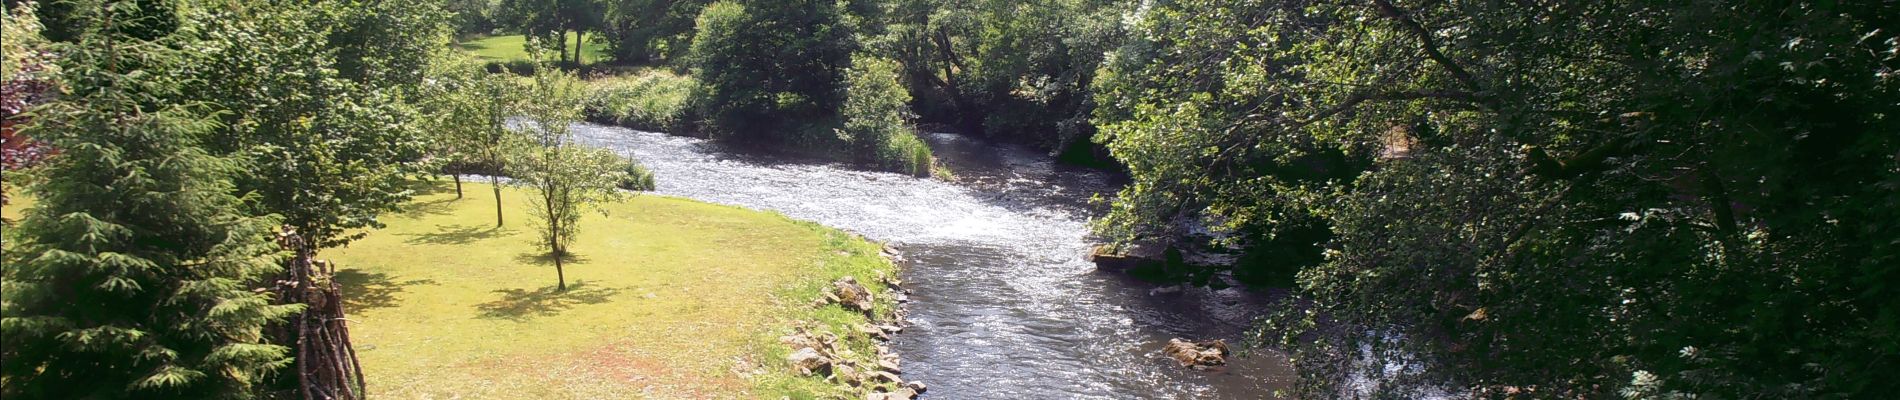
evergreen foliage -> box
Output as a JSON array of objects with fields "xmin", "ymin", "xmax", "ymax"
[{"xmin": 1, "ymin": 1, "xmax": 300, "ymax": 397}]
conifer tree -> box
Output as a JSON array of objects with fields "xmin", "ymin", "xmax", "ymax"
[{"xmin": 0, "ymin": 1, "xmax": 302, "ymax": 398}]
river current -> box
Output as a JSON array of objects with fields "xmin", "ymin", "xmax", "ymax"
[{"xmin": 570, "ymin": 123, "xmax": 1294, "ymax": 399}]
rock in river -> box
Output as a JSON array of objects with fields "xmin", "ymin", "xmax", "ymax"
[{"xmin": 1161, "ymin": 338, "xmax": 1231, "ymax": 370}]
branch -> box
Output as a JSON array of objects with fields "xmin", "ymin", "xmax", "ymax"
[{"xmin": 1370, "ymin": 0, "xmax": 1482, "ymax": 92}]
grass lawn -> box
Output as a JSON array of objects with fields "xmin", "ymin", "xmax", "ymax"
[
  {"xmin": 324, "ymin": 180, "xmax": 898, "ymax": 399},
  {"xmin": 456, "ymin": 33, "xmax": 612, "ymax": 65},
  {"xmin": 5, "ymin": 180, "xmax": 900, "ymax": 398}
]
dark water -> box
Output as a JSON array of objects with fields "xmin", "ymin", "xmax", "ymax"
[{"xmin": 571, "ymin": 124, "xmax": 1295, "ymax": 399}]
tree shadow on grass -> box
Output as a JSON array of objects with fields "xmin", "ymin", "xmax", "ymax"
[
  {"xmin": 512, "ymin": 251, "xmax": 592, "ymax": 267},
  {"xmin": 402, "ymin": 224, "xmax": 510, "ymax": 245},
  {"xmin": 332, "ymin": 269, "xmax": 439, "ymax": 311},
  {"xmin": 474, "ymin": 281, "xmax": 621, "ymax": 322},
  {"xmin": 399, "ymin": 197, "xmax": 459, "ymax": 217}
]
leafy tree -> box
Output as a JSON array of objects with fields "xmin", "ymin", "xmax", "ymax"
[
  {"xmin": 600, "ymin": 0, "xmax": 709, "ymax": 64},
  {"xmin": 499, "ymin": 0, "xmax": 604, "ymax": 67},
  {"xmin": 839, "ymin": 55, "xmax": 931, "ymax": 175},
  {"xmin": 0, "ymin": 1, "xmax": 300, "ymax": 397},
  {"xmin": 326, "ymin": 0, "xmax": 453, "ymax": 89},
  {"xmin": 1097, "ymin": 0, "xmax": 1900, "ymax": 397},
  {"xmin": 182, "ymin": 1, "xmax": 439, "ymax": 249},
  {"xmin": 510, "ymin": 67, "xmax": 627, "ymax": 291},
  {"xmin": 869, "ymin": 0, "xmax": 1124, "ymax": 161},
  {"xmin": 420, "ymin": 52, "xmax": 526, "ymax": 225},
  {"xmin": 688, "ymin": 0, "xmax": 853, "ymax": 143}
]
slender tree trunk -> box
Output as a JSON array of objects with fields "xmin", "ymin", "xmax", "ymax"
[
  {"xmin": 492, "ymin": 176, "xmax": 504, "ymax": 226},
  {"xmin": 554, "ymin": 247, "xmax": 566, "ymax": 292},
  {"xmin": 557, "ymin": 29, "xmax": 569, "ymax": 65},
  {"xmin": 573, "ymin": 30, "xmax": 584, "ymax": 69},
  {"xmin": 453, "ymin": 174, "xmax": 463, "ymax": 198}
]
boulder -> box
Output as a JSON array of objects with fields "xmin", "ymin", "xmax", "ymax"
[
  {"xmin": 830, "ymin": 363, "xmax": 861, "ymax": 386},
  {"xmin": 833, "ymin": 276, "xmax": 875, "ymax": 313},
  {"xmin": 788, "ymin": 347, "xmax": 830, "ymax": 376},
  {"xmin": 1088, "ymin": 239, "xmax": 1171, "ymax": 272},
  {"xmin": 866, "ymin": 388, "xmax": 918, "ymax": 400},
  {"xmin": 871, "ymin": 370, "xmax": 904, "ymax": 384},
  {"xmin": 905, "ymin": 381, "xmax": 927, "ymax": 393},
  {"xmin": 1162, "ymin": 338, "xmax": 1231, "ymax": 370}
]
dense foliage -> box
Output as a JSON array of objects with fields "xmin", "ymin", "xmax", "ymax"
[
  {"xmin": 1, "ymin": 2, "xmax": 299, "ymax": 396},
  {"xmin": 687, "ymin": 0, "xmax": 853, "ymax": 144},
  {"xmin": 183, "ymin": 0, "xmax": 447, "ymax": 249},
  {"xmin": 581, "ymin": 69, "xmax": 700, "ymax": 132},
  {"xmin": 867, "ymin": 0, "xmax": 1125, "ymax": 162},
  {"xmin": 839, "ymin": 56, "xmax": 931, "ymax": 176},
  {"xmin": 618, "ymin": 156, "xmax": 657, "ymax": 191},
  {"xmin": 1095, "ymin": 0, "xmax": 1900, "ymax": 397}
]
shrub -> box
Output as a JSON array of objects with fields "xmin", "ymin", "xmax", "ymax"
[
  {"xmin": 581, "ymin": 70, "xmax": 700, "ymax": 133},
  {"xmin": 687, "ymin": 0, "xmax": 851, "ymax": 142},
  {"xmin": 483, "ymin": 60, "xmax": 537, "ymax": 75},
  {"xmin": 618, "ymin": 157, "xmax": 657, "ymax": 191},
  {"xmin": 840, "ymin": 56, "xmax": 933, "ymax": 176}
]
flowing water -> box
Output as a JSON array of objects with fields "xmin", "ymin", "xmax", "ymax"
[{"xmin": 572, "ymin": 123, "xmax": 1296, "ymax": 399}]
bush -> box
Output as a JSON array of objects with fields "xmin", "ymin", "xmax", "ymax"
[
  {"xmin": 483, "ymin": 60, "xmax": 537, "ymax": 75},
  {"xmin": 582, "ymin": 70, "xmax": 700, "ymax": 133},
  {"xmin": 687, "ymin": 0, "xmax": 851, "ymax": 142},
  {"xmin": 839, "ymin": 56, "xmax": 933, "ymax": 176},
  {"xmin": 618, "ymin": 157, "xmax": 657, "ymax": 191}
]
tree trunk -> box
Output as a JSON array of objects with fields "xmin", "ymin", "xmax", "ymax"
[
  {"xmin": 554, "ymin": 248, "xmax": 567, "ymax": 292},
  {"xmin": 453, "ymin": 174, "xmax": 463, "ymax": 199},
  {"xmin": 557, "ymin": 29, "xmax": 569, "ymax": 65},
  {"xmin": 491, "ymin": 176, "xmax": 504, "ymax": 226},
  {"xmin": 572, "ymin": 30, "xmax": 582, "ymax": 69}
]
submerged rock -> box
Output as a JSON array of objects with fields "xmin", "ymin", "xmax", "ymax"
[{"xmin": 1161, "ymin": 338, "xmax": 1231, "ymax": 370}]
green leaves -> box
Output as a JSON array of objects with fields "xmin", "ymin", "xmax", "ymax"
[{"xmin": 1096, "ymin": 0, "xmax": 1900, "ymax": 397}]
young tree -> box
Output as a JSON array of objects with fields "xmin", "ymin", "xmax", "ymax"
[
  {"xmin": 422, "ymin": 54, "xmax": 526, "ymax": 226},
  {"xmin": 0, "ymin": 2, "xmax": 300, "ymax": 397},
  {"xmin": 510, "ymin": 67, "xmax": 627, "ymax": 291}
]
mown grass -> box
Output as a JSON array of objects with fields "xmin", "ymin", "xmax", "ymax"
[
  {"xmin": 456, "ymin": 33, "xmax": 611, "ymax": 64},
  {"xmin": 295, "ymin": 180, "xmax": 898, "ymax": 399},
  {"xmin": 0, "ymin": 179, "xmax": 902, "ymax": 398}
]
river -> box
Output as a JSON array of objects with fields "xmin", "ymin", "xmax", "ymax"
[{"xmin": 570, "ymin": 123, "xmax": 1295, "ymax": 399}]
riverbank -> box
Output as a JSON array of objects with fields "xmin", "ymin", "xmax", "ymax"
[{"xmin": 268, "ymin": 181, "xmax": 903, "ymax": 398}]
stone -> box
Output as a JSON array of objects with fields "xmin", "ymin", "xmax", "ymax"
[
  {"xmin": 858, "ymin": 324, "xmax": 890, "ymax": 340},
  {"xmin": 788, "ymin": 347, "xmax": 829, "ymax": 376},
  {"xmin": 872, "ymin": 370, "xmax": 903, "ymax": 384},
  {"xmin": 830, "ymin": 363, "xmax": 861, "ymax": 386},
  {"xmin": 877, "ymin": 359, "xmax": 902, "ymax": 373},
  {"xmin": 833, "ymin": 276, "xmax": 875, "ymax": 312},
  {"xmin": 1162, "ymin": 338, "xmax": 1231, "ymax": 370},
  {"xmin": 867, "ymin": 388, "xmax": 918, "ymax": 400},
  {"xmin": 905, "ymin": 381, "xmax": 927, "ymax": 393},
  {"xmin": 1087, "ymin": 240, "xmax": 1171, "ymax": 272}
]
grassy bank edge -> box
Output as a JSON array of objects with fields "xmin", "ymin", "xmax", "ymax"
[{"xmin": 744, "ymin": 219, "xmax": 908, "ymax": 398}]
